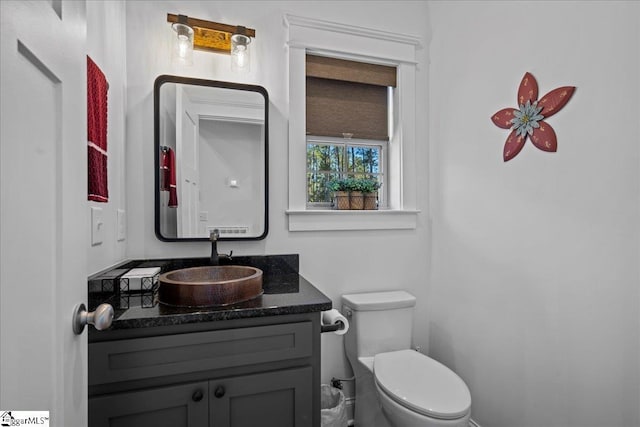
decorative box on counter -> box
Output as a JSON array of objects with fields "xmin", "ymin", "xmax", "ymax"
[
  {"xmin": 119, "ymin": 267, "xmax": 161, "ymax": 292},
  {"xmin": 116, "ymin": 267, "xmax": 160, "ymax": 309},
  {"xmin": 95, "ymin": 268, "xmax": 129, "ymax": 293}
]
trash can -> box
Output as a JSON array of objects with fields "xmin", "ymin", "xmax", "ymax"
[{"xmin": 320, "ymin": 384, "xmax": 348, "ymax": 427}]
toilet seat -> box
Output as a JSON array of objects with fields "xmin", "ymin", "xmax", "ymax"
[{"xmin": 374, "ymin": 349, "xmax": 471, "ymax": 420}]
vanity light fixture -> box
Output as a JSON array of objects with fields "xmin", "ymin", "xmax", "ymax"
[{"xmin": 167, "ymin": 14, "xmax": 255, "ymax": 72}]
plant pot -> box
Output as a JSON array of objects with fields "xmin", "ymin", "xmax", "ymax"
[
  {"xmin": 363, "ymin": 192, "xmax": 378, "ymax": 210},
  {"xmin": 334, "ymin": 191, "xmax": 350, "ymax": 210},
  {"xmin": 349, "ymin": 191, "xmax": 364, "ymax": 210}
]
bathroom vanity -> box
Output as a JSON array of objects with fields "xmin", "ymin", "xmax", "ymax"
[{"xmin": 87, "ymin": 255, "xmax": 331, "ymax": 427}]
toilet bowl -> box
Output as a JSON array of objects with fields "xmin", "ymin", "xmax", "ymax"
[
  {"xmin": 374, "ymin": 349, "xmax": 471, "ymax": 427},
  {"xmin": 342, "ymin": 291, "xmax": 472, "ymax": 427}
]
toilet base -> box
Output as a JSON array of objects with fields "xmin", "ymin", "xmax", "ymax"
[{"xmin": 352, "ymin": 367, "xmax": 391, "ymax": 427}]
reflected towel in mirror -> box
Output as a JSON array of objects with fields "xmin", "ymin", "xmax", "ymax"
[{"xmin": 160, "ymin": 147, "xmax": 178, "ymax": 207}]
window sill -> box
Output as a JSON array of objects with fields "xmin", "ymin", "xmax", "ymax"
[{"xmin": 285, "ymin": 209, "xmax": 419, "ymax": 231}]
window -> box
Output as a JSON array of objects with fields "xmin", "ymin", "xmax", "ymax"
[
  {"xmin": 305, "ymin": 54, "xmax": 394, "ymax": 208},
  {"xmin": 307, "ymin": 137, "xmax": 386, "ymax": 207}
]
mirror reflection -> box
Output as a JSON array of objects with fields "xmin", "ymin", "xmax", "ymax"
[{"xmin": 154, "ymin": 76, "xmax": 268, "ymax": 241}]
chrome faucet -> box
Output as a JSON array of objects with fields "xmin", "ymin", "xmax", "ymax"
[{"xmin": 210, "ymin": 229, "xmax": 232, "ymax": 265}]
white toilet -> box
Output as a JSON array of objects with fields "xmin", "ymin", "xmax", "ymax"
[{"xmin": 342, "ymin": 291, "xmax": 471, "ymax": 427}]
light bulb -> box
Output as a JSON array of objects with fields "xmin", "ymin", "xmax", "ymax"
[
  {"xmin": 177, "ymin": 35, "xmax": 190, "ymax": 59},
  {"xmin": 233, "ymin": 46, "xmax": 248, "ymax": 69}
]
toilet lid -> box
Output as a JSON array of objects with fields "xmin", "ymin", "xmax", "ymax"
[{"xmin": 374, "ymin": 350, "xmax": 471, "ymax": 420}]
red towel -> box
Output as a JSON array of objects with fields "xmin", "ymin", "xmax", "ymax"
[
  {"xmin": 87, "ymin": 56, "xmax": 109, "ymax": 202},
  {"xmin": 160, "ymin": 147, "xmax": 178, "ymax": 207}
]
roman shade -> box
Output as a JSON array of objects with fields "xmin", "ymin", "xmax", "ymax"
[{"xmin": 306, "ymin": 55, "xmax": 396, "ymax": 141}]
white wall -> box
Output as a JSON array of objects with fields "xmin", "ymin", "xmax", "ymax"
[
  {"xmin": 87, "ymin": 0, "xmax": 128, "ymax": 274},
  {"xmin": 428, "ymin": 2, "xmax": 639, "ymax": 427},
  {"xmin": 125, "ymin": 0, "xmax": 431, "ymax": 397}
]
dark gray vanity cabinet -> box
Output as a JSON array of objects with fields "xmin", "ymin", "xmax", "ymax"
[{"xmin": 88, "ymin": 313, "xmax": 320, "ymax": 427}]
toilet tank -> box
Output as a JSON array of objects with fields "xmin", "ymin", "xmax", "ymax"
[{"xmin": 342, "ymin": 291, "xmax": 416, "ymax": 358}]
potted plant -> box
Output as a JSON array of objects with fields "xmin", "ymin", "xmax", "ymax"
[
  {"xmin": 328, "ymin": 178, "xmax": 351, "ymax": 210},
  {"xmin": 347, "ymin": 177, "xmax": 365, "ymax": 210},
  {"xmin": 329, "ymin": 177, "xmax": 380, "ymax": 210},
  {"xmin": 359, "ymin": 178, "xmax": 380, "ymax": 210}
]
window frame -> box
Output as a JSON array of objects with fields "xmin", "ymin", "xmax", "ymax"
[{"xmin": 285, "ymin": 14, "xmax": 421, "ymax": 231}]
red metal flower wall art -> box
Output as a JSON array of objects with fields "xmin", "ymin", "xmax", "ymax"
[{"xmin": 491, "ymin": 73, "xmax": 575, "ymax": 161}]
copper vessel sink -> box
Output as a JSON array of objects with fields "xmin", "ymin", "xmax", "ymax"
[{"xmin": 158, "ymin": 266, "xmax": 263, "ymax": 307}]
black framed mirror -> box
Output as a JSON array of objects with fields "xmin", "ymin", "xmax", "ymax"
[{"xmin": 154, "ymin": 75, "xmax": 268, "ymax": 241}]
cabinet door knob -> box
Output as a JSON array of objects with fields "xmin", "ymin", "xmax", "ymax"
[
  {"xmin": 214, "ymin": 386, "xmax": 225, "ymax": 398},
  {"xmin": 192, "ymin": 389, "xmax": 204, "ymax": 402}
]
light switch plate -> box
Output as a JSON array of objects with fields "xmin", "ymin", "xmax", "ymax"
[
  {"xmin": 91, "ymin": 207, "xmax": 104, "ymax": 246},
  {"xmin": 117, "ymin": 209, "xmax": 126, "ymax": 241}
]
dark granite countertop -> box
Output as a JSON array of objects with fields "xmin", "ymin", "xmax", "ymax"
[{"xmin": 88, "ymin": 255, "xmax": 332, "ymax": 330}]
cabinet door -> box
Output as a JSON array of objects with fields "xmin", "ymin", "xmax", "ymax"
[
  {"xmin": 210, "ymin": 367, "xmax": 312, "ymax": 427},
  {"xmin": 90, "ymin": 381, "xmax": 208, "ymax": 427}
]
